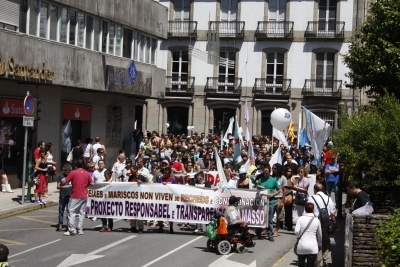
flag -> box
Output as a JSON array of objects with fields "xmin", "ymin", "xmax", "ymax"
[
  {"xmin": 223, "ymin": 117, "xmax": 235, "ymax": 144},
  {"xmin": 288, "ymin": 121, "xmax": 295, "ymax": 142},
  {"xmin": 245, "ymin": 126, "xmax": 250, "ymax": 142},
  {"xmin": 241, "ymin": 138, "xmax": 255, "ymax": 173},
  {"xmin": 302, "ymin": 106, "xmax": 331, "ymax": 168},
  {"xmin": 273, "ymin": 127, "xmax": 289, "ymax": 148},
  {"xmin": 233, "ymin": 117, "xmax": 244, "ymax": 160},
  {"xmin": 214, "ymin": 147, "xmax": 229, "ymax": 188},
  {"xmin": 299, "ymin": 128, "xmax": 310, "ymax": 147},
  {"xmin": 269, "ymin": 147, "xmax": 282, "ymax": 169},
  {"xmin": 244, "ymin": 101, "xmax": 250, "ymax": 125}
]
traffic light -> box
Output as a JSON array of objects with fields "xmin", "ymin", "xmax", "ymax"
[{"xmin": 34, "ymin": 98, "xmax": 41, "ymax": 121}]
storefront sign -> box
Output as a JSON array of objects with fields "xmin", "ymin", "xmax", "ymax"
[
  {"xmin": 0, "ymin": 98, "xmax": 25, "ymax": 118},
  {"xmin": 0, "ymin": 53, "xmax": 54, "ymax": 82},
  {"xmin": 106, "ymin": 65, "xmax": 152, "ymax": 96},
  {"xmin": 62, "ymin": 103, "xmax": 91, "ymax": 121}
]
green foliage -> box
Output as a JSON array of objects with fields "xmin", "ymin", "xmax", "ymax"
[
  {"xmin": 333, "ymin": 95, "xmax": 400, "ymax": 189},
  {"xmin": 342, "ymin": 0, "xmax": 400, "ymax": 98},
  {"xmin": 376, "ymin": 209, "xmax": 400, "ymax": 267}
]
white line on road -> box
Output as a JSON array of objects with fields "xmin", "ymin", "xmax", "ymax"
[
  {"xmin": 142, "ymin": 236, "xmax": 204, "ymax": 267},
  {"xmin": 88, "ymin": 235, "xmax": 136, "ymax": 255},
  {"xmin": 9, "ymin": 239, "xmax": 61, "ymax": 258}
]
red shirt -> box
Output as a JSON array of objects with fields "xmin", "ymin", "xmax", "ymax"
[
  {"xmin": 65, "ymin": 168, "xmax": 93, "ymax": 199},
  {"xmin": 33, "ymin": 147, "xmax": 41, "ymax": 163},
  {"xmin": 324, "ymin": 150, "xmax": 333, "ymax": 165}
]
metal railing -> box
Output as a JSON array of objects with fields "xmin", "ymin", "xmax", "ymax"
[
  {"xmin": 255, "ymin": 21, "xmax": 294, "ymax": 39},
  {"xmin": 302, "ymin": 79, "xmax": 342, "ymax": 96},
  {"xmin": 168, "ymin": 21, "xmax": 198, "ymax": 38},
  {"xmin": 253, "ymin": 78, "xmax": 291, "ymax": 95},
  {"xmin": 205, "ymin": 77, "xmax": 242, "ymax": 94},
  {"xmin": 208, "ymin": 21, "xmax": 245, "ymax": 38},
  {"xmin": 166, "ymin": 76, "xmax": 195, "ymax": 93},
  {"xmin": 304, "ymin": 21, "xmax": 345, "ymax": 39}
]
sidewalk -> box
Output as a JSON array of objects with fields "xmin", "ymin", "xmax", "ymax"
[{"xmin": 0, "ymin": 181, "xmax": 59, "ymax": 219}]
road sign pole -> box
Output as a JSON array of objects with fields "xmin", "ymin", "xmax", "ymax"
[{"xmin": 21, "ymin": 126, "xmax": 28, "ymax": 205}]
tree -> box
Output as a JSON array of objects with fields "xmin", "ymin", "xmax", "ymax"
[
  {"xmin": 342, "ymin": 0, "xmax": 400, "ymax": 99},
  {"xmin": 334, "ymin": 95, "xmax": 400, "ymax": 190}
]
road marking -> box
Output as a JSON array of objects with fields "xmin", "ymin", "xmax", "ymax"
[
  {"xmin": 271, "ymin": 246, "xmax": 295, "ymax": 267},
  {"xmin": 57, "ymin": 235, "xmax": 136, "ymax": 267},
  {"xmin": 209, "ymin": 254, "xmax": 256, "ymax": 267},
  {"xmin": 9, "ymin": 239, "xmax": 61, "ymax": 258},
  {"xmin": 142, "ymin": 236, "xmax": 203, "ymax": 267},
  {"xmin": 18, "ymin": 215, "xmax": 54, "ymax": 225},
  {"xmin": 0, "ymin": 238, "xmax": 25, "ymax": 246}
]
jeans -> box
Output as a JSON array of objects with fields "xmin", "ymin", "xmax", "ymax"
[
  {"xmin": 101, "ymin": 218, "xmax": 114, "ymax": 229},
  {"xmin": 298, "ymin": 254, "xmax": 317, "ymax": 267},
  {"xmin": 326, "ymin": 181, "xmax": 338, "ymax": 205},
  {"xmin": 256, "ymin": 203, "xmax": 275, "ymax": 238},
  {"xmin": 58, "ymin": 195, "xmax": 70, "ymax": 225}
]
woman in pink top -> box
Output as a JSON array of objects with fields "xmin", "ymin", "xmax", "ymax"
[{"xmin": 294, "ymin": 167, "xmax": 309, "ymax": 218}]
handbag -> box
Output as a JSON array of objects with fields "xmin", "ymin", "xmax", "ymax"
[
  {"xmin": 295, "ymin": 190, "xmax": 308, "ymax": 205},
  {"xmin": 67, "ymin": 149, "xmax": 73, "ymax": 163},
  {"xmin": 294, "ymin": 216, "xmax": 315, "ymax": 255},
  {"xmin": 283, "ymin": 194, "xmax": 293, "ymax": 205}
]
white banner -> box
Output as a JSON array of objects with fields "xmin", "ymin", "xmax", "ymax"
[{"xmin": 87, "ymin": 183, "xmax": 269, "ymax": 227}]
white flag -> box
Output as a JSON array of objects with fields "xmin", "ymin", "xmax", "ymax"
[
  {"xmin": 302, "ymin": 106, "xmax": 331, "ymax": 168},
  {"xmin": 214, "ymin": 147, "xmax": 229, "ymax": 188},
  {"xmin": 273, "ymin": 127, "xmax": 289, "ymax": 148},
  {"xmin": 223, "ymin": 117, "xmax": 235, "ymax": 144},
  {"xmin": 269, "ymin": 147, "xmax": 282, "ymax": 169}
]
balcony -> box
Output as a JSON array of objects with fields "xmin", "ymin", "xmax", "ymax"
[
  {"xmin": 304, "ymin": 21, "xmax": 345, "ymax": 40},
  {"xmin": 253, "ymin": 78, "xmax": 291, "ymax": 98},
  {"xmin": 205, "ymin": 77, "xmax": 242, "ymax": 97},
  {"xmin": 208, "ymin": 21, "xmax": 245, "ymax": 39},
  {"xmin": 165, "ymin": 76, "xmax": 195, "ymax": 96},
  {"xmin": 302, "ymin": 79, "xmax": 342, "ymax": 97},
  {"xmin": 168, "ymin": 21, "xmax": 197, "ymax": 39},
  {"xmin": 255, "ymin": 21, "xmax": 294, "ymax": 40}
]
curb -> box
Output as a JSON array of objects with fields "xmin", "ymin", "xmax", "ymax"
[{"xmin": 0, "ymin": 201, "xmax": 58, "ymax": 219}]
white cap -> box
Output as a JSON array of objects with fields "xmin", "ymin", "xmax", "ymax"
[{"xmin": 239, "ymin": 168, "xmax": 247, "ymax": 174}]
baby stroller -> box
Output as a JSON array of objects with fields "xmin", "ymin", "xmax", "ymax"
[{"xmin": 206, "ymin": 211, "xmax": 256, "ymax": 255}]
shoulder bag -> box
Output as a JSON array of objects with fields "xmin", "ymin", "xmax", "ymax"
[
  {"xmin": 294, "ymin": 216, "xmax": 315, "ymax": 255},
  {"xmin": 67, "ymin": 149, "xmax": 73, "ymax": 163}
]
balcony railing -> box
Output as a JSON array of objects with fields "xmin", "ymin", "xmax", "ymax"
[
  {"xmin": 165, "ymin": 76, "xmax": 195, "ymax": 94},
  {"xmin": 209, "ymin": 21, "xmax": 245, "ymax": 38},
  {"xmin": 253, "ymin": 78, "xmax": 291, "ymax": 96},
  {"xmin": 304, "ymin": 21, "xmax": 345, "ymax": 40},
  {"xmin": 302, "ymin": 79, "xmax": 342, "ymax": 96},
  {"xmin": 205, "ymin": 77, "xmax": 242, "ymax": 95},
  {"xmin": 168, "ymin": 21, "xmax": 197, "ymax": 38},
  {"xmin": 255, "ymin": 21, "xmax": 294, "ymax": 39}
]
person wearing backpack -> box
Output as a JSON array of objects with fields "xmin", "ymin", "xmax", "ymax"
[{"xmin": 308, "ymin": 183, "xmax": 336, "ymax": 267}]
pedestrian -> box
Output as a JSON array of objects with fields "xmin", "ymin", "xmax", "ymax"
[
  {"xmin": 295, "ymin": 202, "xmax": 322, "ymax": 267},
  {"xmin": 346, "ymin": 181, "xmax": 370, "ymax": 212},
  {"xmin": 308, "ymin": 183, "xmax": 336, "ymax": 267},
  {"xmin": 283, "ymin": 166, "xmax": 295, "ymax": 231},
  {"xmin": 33, "ymin": 149, "xmax": 48, "ymax": 204},
  {"xmin": 0, "ymin": 147, "xmax": 13, "ymax": 193},
  {"xmin": 56, "ymin": 163, "xmax": 72, "ymax": 231},
  {"xmin": 71, "ymin": 140, "xmax": 84, "ymax": 170},
  {"xmin": 62, "ymin": 159, "xmax": 94, "ymax": 236},
  {"xmin": 324, "ymin": 155, "xmax": 339, "ymax": 207},
  {"xmin": 272, "ymin": 163, "xmax": 287, "ymax": 237},
  {"xmin": 294, "ymin": 167, "xmax": 310, "ymax": 218},
  {"xmin": 0, "ymin": 244, "xmax": 11, "ymax": 266},
  {"xmin": 99, "ymin": 170, "xmax": 114, "ymax": 232},
  {"xmin": 92, "ymin": 137, "xmax": 107, "ymax": 161}
]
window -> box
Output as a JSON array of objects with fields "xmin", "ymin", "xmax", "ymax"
[
  {"xmin": 139, "ymin": 34, "xmax": 145, "ymax": 62},
  {"xmin": 145, "ymin": 36, "xmax": 151, "ymax": 63},
  {"xmin": 59, "ymin": 7, "xmax": 68, "ymax": 43},
  {"xmin": 49, "ymin": 5, "xmax": 58, "ymax": 41},
  {"xmin": 86, "ymin": 16, "xmax": 94, "ymax": 49},
  {"xmin": 77, "ymin": 13, "xmax": 85, "ymax": 47},
  {"xmin": 174, "ymin": 0, "xmax": 190, "ymax": 21},
  {"xmin": 93, "ymin": 18, "xmax": 101, "ymax": 51},
  {"xmin": 106, "ymin": 23, "xmax": 122, "ymax": 56},
  {"xmin": 268, "ymin": 0, "xmax": 286, "ymax": 34},
  {"xmin": 123, "ymin": 28, "xmax": 133, "ymax": 59},
  {"xmin": 171, "ymin": 51, "xmax": 188, "ymax": 90},
  {"xmin": 69, "ymin": 10, "xmax": 76, "ymax": 45},
  {"xmin": 29, "ymin": 0, "xmax": 38, "ymax": 36},
  {"xmin": 108, "ymin": 23, "xmax": 115, "ymax": 54},
  {"xmin": 151, "ymin": 39, "xmax": 157, "ymax": 65},
  {"xmin": 39, "ymin": 2, "xmax": 48, "ymax": 38},
  {"xmin": 218, "ymin": 50, "xmax": 236, "ymax": 91},
  {"xmin": 266, "ymin": 52, "xmax": 284, "ymax": 93},
  {"xmin": 319, "ymin": 0, "xmax": 336, "ymax": 32},
  {"xmin": 316, "ymin": 52, "xmax": 334, "ymax": 92},
  {"xmin": 221, "ymin": 0, "xmax": 238, "ymax": 21},
  {"xmin": 101, "ymin": 21, "xmax": 108, "ymax": 53},
  {"xmin": 115, "ymin": 25, "xmax": 122, "ymax": 56}
]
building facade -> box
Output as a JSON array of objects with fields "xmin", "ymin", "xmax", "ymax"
[
  {"xmin": 151, "ymin": 0, "xmax": 370, "ymax": 136},
  {"xmin": 0, "ymin": 0, "xmax": 168, "ymax": 187}
]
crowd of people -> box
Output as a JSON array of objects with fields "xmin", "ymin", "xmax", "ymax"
[{"xmin": 30, "ymin": 130, "xmax": 370, "ymax": 267}]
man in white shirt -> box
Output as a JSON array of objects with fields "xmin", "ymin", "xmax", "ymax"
[
  {"xmin": 92, "ymin": 137, "xmax": 107, "ymax": 160},
  {"xmin": 308, "ymin": 183, "xmax": 336, "ymax": 267},
  {"xmin": 92, "ymin": 148, "xmax": 104, "ymax": 170},
  {"xmin": 224, "ymin": 196, "xmax": 247, "ymax": 233},
  {"xmin": 92, "ymin": 160, "xmax": 107, "ymax": 183},
  {"xmin": 136, "ymin": 159, "xmax": 151, "ymax": 182},
  {"xmin": 112, "ymin": 154, "xmax": 126, "ymax": 182}
]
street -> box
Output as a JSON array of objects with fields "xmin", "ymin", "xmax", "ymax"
[{"xmin": 1, "ymin": 205, "xmax": 297, "ymax": 267}]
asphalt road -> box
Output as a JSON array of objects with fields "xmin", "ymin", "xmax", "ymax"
[{"xmin": 1, "ymin": 205, "xmax": 297, "ymax": 267}]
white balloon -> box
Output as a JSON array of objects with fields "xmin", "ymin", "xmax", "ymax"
[
  {"xmin": 166, "ymin": 123, "xmax": 170, "ymax": 128},
  {"xmin": 270, "ymin": 108, "xmax": 291, "ymax": 131}
]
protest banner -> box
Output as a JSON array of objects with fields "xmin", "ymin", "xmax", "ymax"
[{"xmin": 87, "ymin": 183, "xmax": 269, "ymax": 227}]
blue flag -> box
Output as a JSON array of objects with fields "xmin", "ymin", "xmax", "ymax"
[{"xmin": 128, "ymin": 60, "xmax": 138, "ymax": 85}]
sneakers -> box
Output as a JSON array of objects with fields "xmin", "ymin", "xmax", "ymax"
[
  {"xmin": 34, "ymin": 200, "xmax": 42, "ymax": 204},
  {"xmin": 91, "ymin": 217, "xmax": 97, "ymax": 221},
  {"xmin": 40, "ymin": 200, "xmax": 46, "ymax": 204},
  {"xmin": 63, "ymin": 231, "xmax": 76, "ymax": 236},
  {"xmin": 194, "ymin": 228, "xmax": 199, "ymax": 233}
]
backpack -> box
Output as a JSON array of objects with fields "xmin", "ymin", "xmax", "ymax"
[{"xmin": 312, "ymin": 195, "xmax": 330, "ymax": 229}]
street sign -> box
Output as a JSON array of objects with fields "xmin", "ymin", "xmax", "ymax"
[
  {"xmin": 24, "ymin": 94, "xmax": 34, "ymax": 115},
  {"xmin": 23, "ymin": 116, "xmax": 34, "ymax": 127}
]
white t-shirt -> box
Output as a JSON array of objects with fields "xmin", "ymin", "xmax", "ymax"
[
  {"xmin": 92, "ymin": 143, "xmax": 102, "ymax": 155},
  {"xmin": 93, "ymin": 168, "xmax": 107, "ymax": 183},
  {"xmin": 84, "ymin": 143, "xmax": 92, "ymax": 158}
]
